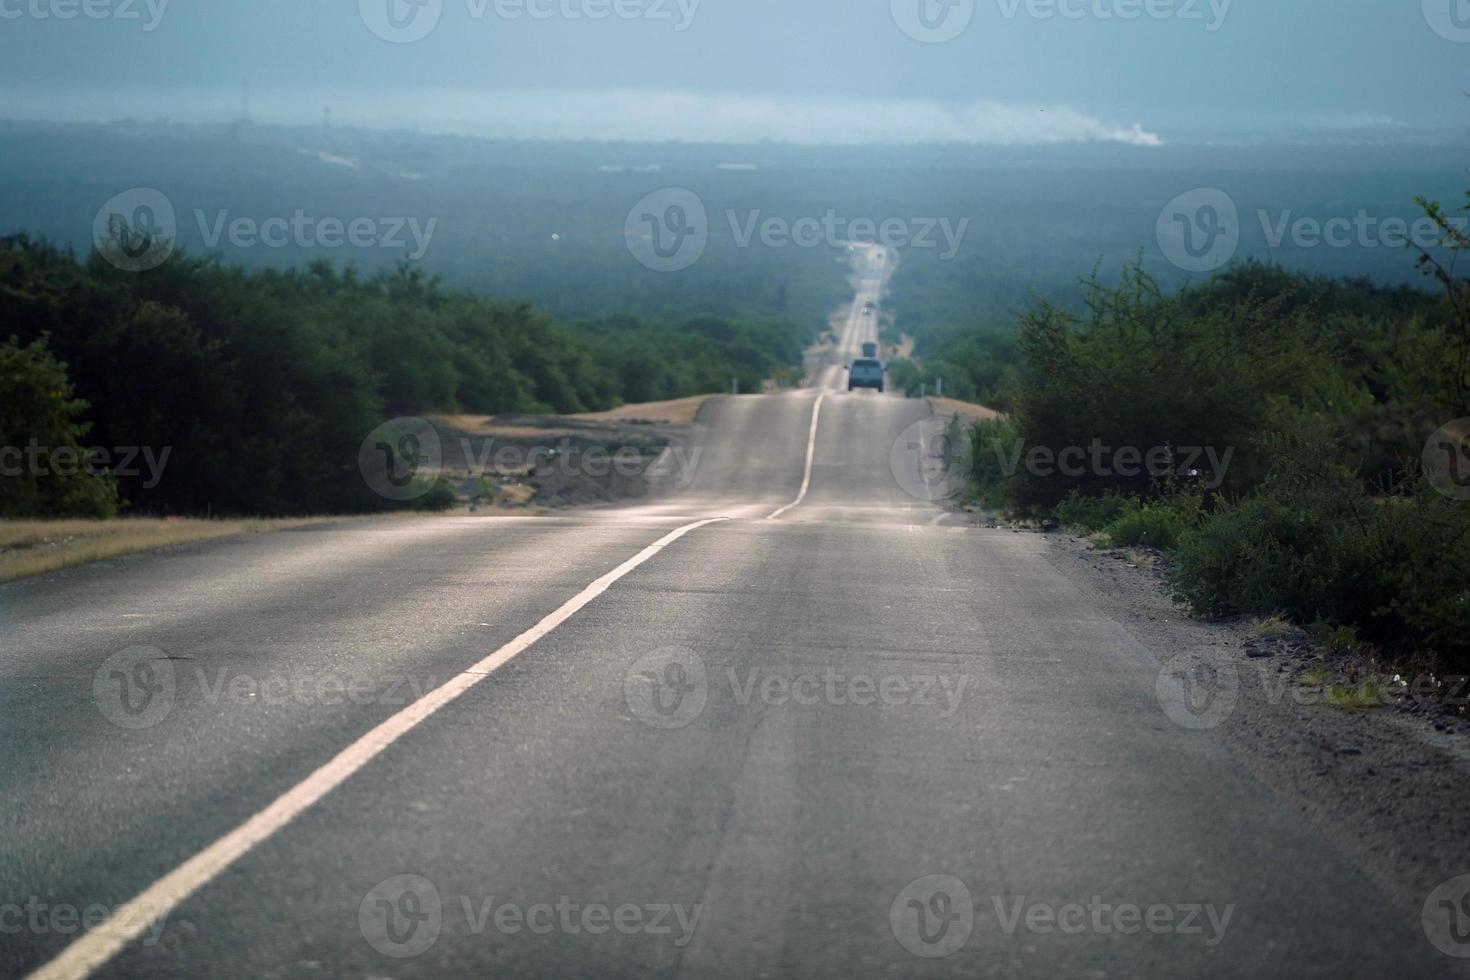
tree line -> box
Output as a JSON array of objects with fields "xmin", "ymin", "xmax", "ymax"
[{"xmin": 0, "ymin": 237, "xmax": 815, "ymax": 517}]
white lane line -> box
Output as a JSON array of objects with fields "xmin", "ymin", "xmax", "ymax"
[
  {"xmin": 766, "ymin": 394, "xmax": 826, "ymax": 521},
  {"xmin": 28, "ymin": 516, "xmax": 729, "ymax": 980}
]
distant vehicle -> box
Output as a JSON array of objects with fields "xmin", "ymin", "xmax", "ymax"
[
  {"xmin": 848, "ymin": 358, "xmax": 884, "ymax": 393},
  {"xmin": 862, "ymin": 301, "xmax": 875, "ymax": 314},
  {"xmin": 861, "ymin": 342, "xmax": 879, "ymax": 358}
]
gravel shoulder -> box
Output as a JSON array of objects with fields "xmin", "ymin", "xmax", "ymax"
[{"xmin": 1041, "ymin": 531, "xmax": 1470, "ymax": 972}]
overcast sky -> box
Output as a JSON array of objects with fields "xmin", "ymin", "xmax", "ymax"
[{"xmin": 2, "ymin": 0, "xmax": 1467, "ymax": 143}]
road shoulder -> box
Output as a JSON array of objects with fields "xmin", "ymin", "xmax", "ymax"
[{"xmin": 1040, "ymin": 530, "xmax": 1470, "ymax": 972}]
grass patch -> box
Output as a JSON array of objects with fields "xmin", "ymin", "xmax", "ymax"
[
  {"xmin": 1124, "ymin": 549, "xmax": 1159, "ymax": 568},
  {"xmin": 1248, "ymin": 614, "xmax": 1294, "ymax": 640},
  {"xmin": 1299, "ymin": 666, "xmax": 1332, "ymax": 686},
  {"xmin": 1325, "ymin": 679, "xmax": 1389, "ymax": 710},
  {"xmin": 0, "ymin": 517, "xmax": 341, "ymax": 583}
]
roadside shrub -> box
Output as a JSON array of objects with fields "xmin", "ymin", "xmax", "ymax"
[
  {"xmin": 966, "ymin": 417, "xmax": 1023, "ymax": 509},
  {"xmin": 1101, "ymin": 495, "xmax": 1200, "ymax": 550},
  {"xmin": 1055, "ymin": 490, "xmax": 1136, "ymax": 534},
  {"xmin": 1168, "ymin": 450, "xmax": 1383, "ymax": 625},
  {"xmin": 1168, "ymin": 438, "xmax": 1470, "ymax": 665},
  {"xmin": 1008, "ymin": 263, "xmax": 1318, "ymax": 511},
  {"xmin": 0, "ymin": 336, "xmax": 119, "ymax": 518},
  {"xmin": 414, "ymin": 478, "xmax": 459, "ymax": 513},
  {"xmin": 1377, "ymin": 490, "xmax": 1470, "ymax": 662}
]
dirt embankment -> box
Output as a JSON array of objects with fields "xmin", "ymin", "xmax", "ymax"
[{"xmin": 431, "ymin": 397, "xmax": 712, "ymax": 510}]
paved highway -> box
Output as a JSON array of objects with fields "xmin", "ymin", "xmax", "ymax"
[{"xmin": 0, "ymin": 246, "xmax": 1449, "ymax": 978}]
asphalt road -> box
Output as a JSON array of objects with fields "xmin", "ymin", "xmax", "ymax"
[{"xmin": 0, "ymin": 246, "xmax": 1451, "ymax": 978}]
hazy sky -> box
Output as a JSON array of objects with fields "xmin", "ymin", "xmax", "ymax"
[{"xmin": 2, "ymin": 0, "xmax": 1467, "ymax": 143}]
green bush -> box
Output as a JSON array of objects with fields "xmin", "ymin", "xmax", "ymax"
[
  {"xmin": 1007, "ymin": 263, "xmax": 1318, "ymax": 510},
  {"xmin": 0, "ymin": 336, "xmax": 119, "ymax": 518},
  {"xmin": 1168, "ymin": 438, "xmax": 1470, "ymax": 664},
  {"xmin": 966, "ymin": 417, "xmax": 1023, "ymax": 509},
  {"xmin": 414, "ymin": 478, "xmax": 459, "ymax": 513},
  {"xmin": 0, "ymin": 236, "xmax": 816, "ymax": 516},
  {"xmin": 1055, "ymin": 491, "xmax": 1137, "ymax": 534},
  {"xmin": 1101, "ymin": 496, "xmax": 1200, "ymax": 550}
]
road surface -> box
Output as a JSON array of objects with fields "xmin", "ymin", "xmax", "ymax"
[{"xmin": 0, "ymin": 246, "xmax": 1450, "ymax": 978}]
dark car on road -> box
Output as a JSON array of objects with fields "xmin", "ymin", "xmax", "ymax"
[{"xmin": 847, "ymin": 357, "xmax": 884, "ymax": 393}]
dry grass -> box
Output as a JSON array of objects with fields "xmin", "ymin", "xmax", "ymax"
[
  {"xmin": 436, "ymin": 395, "xmax": 711, "ymax": 439},
  {"xmin": 570, "ymin": 395, "xmax": 712, "ymax": 424},
  {"xmin": 929, "ymin": 396, "xmax": 1006, "ymax": 425},
  {"xmin": 433, "ymin": 415, "xmax": 581, "ymax": 440},
  {"xmin": 1124, "ymin": 549, "xmax": 1160, "ymax": 568},
  {"xmin": 0, "ymin": 517, "xmax": 337, "ymax": 583},
  {"xmin": 494, "ymin": 484, "xmax": 537, "ymax": 506},
  {"xmin": 1248, "ymin": 613, "xmax": 1294, "ymax": 639}
]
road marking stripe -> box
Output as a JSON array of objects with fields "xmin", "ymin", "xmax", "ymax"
[
  {"xmin": 766, "ymin": 394, "xmax": 826, "ymax": 520},
  {"xmin": 28, "ymin": 516, "xmax": 729, "ymax": 980}
]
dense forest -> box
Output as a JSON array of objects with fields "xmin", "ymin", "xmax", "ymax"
[{"xmin": 0, "ymin": 236, "xmax": 816, "ymax": 517}]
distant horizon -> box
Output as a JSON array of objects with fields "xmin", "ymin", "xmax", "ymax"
[{"xmin": 4, "ymin": 85, "xmax": 1468, "ymax": 149}]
